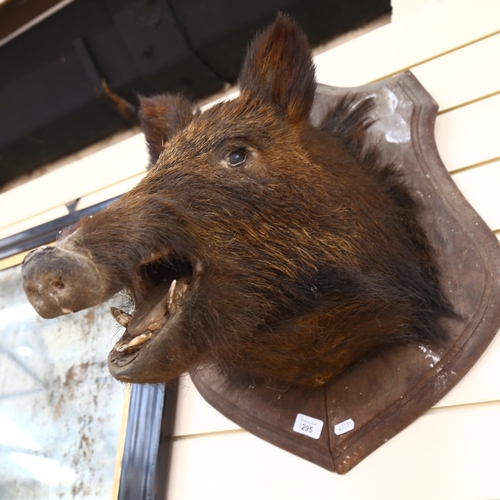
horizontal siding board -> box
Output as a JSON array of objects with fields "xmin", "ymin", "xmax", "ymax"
[
  {"xmin": 411, "ymin": 33, "xmax": 500, "ymax": 112},
  {"xmin": 0, "ymin": 133, "xmax": 148, "ymax": 230},
  {"xmin": 0, "ymin": 205, "xmax": 69, "ymax": 240},
  {"xmin": 174, "ymin": 375, "xmax": 240, "ymax": 437},
  {"xmin": 435, "ymin": 94, "xmax": 500, "ymax": 172},
  {"xmin": 168, "ymin": 404, "xmax": 500, "ymax": 500},
  {"xmin": 451, "ymin": 159, "xmax": 500, "ymax": 231},
  {"xmin": 315, "ymin": 0, "xmax": 500, "ymax": 87},
  {"xmin": 75, "ymin": 173, "xmax": 146, "ymax": 211},
  {"xmin": 436, "ymin": 328, "xmax": 500, "ymax": 408}
]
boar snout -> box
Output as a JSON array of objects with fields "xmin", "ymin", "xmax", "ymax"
[{"xmin": 22, "ymin": 245, "xmax": 119, "ymax": 318}]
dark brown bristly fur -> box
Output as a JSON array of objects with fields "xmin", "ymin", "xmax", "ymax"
[{"xmin": 22, "ymin": 13, "xmax": 455, "ymax": 388}]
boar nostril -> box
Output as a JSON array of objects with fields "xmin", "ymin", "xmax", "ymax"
[{"xmin": 50, "ymin": 279, "xmax": 65, "ymax": 291}]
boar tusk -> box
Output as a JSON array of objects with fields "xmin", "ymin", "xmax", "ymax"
[{"xmin": 111, "ymin": 307, "xmax": 132, "ymax": 328}]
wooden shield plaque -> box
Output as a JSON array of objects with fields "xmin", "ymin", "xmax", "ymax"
[{"xmin": 191, "ymin": 72, "xmax": 500, "ymax": 473}]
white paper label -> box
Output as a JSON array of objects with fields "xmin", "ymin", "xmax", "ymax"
[
  {"xmin": 334, "ymin": 418, "xmax": 355, "ymax": 436},
  {"xmin": 293, "ymin": 413, "xmax": 324, "ymax": 439}
]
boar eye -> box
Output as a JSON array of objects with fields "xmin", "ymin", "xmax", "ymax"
[{"xmin": 227, "ymin": 148, "xmax": 247, "ymax": 167}]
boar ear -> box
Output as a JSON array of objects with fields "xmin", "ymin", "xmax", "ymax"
[
  {"xmin": 138, "ymin": 94, "xmax": 195, "ymax": 166},
  {"xmin": 239, "ymin": 14, "xmax": 315, "ymax": 123}
]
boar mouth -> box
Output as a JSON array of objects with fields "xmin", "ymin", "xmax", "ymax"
[{"xmin": 108, "ymin": 254, "xmax": 195, "ymax": 380}]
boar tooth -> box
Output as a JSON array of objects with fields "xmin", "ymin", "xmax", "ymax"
[
  {"xmin": 127, "ymin": 281, "xmax": 172, "ymax": 337},
  {"xmin": 127, "ymin": 332, "xmax": 152, "ymax": 348},
  {"xmin": 111, "ymin": 307, "xmax": 132, "ymax": 328},
  {"xmin": 167, "ymin": 280, "xmax": 177, "ymax": 311},
  {"xmin": 148, "ymin": 321, "xmax": 164, "ymax": 332},
  {"xmin": 115, "ymin": 342, "xmax": 129, "ymax": 352},
  {"xmin": 166, "ymin": 278, "xmax": 189, "ymax": 315},
  {"xmin": 114, "ymin": 332, "xmax": 152, "ymax": 352},
  {"xmin": 175, "ymin": 278, "xmax": 189, "ymax": 299}
]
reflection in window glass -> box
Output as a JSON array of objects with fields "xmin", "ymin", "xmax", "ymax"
[{"xmin": 0, "ymin": 264, "xmax": 126, "ymax": 499}]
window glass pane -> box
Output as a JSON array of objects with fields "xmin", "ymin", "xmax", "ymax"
[{"xmin": 0, "ymin": 264, "xmax": 125, "ymax": 499}]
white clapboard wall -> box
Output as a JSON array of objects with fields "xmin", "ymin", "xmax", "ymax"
[{"xmin": 0, "ymin": 0, "xmax": 499, "ymax": 498}]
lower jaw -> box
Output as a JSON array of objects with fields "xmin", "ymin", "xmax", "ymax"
[{"xmin": 109, "ymin": 275, "xmax": 191, "ymax": 354}]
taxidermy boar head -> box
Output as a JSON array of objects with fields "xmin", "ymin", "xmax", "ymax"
[{"xmin": 22, "ymin": 14, "xmax": 453, "ymax": 387}]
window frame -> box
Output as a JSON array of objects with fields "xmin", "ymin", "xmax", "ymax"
[{"xmin": 0, "ymin": 197, "xmax": 175, "ymax": 500}]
